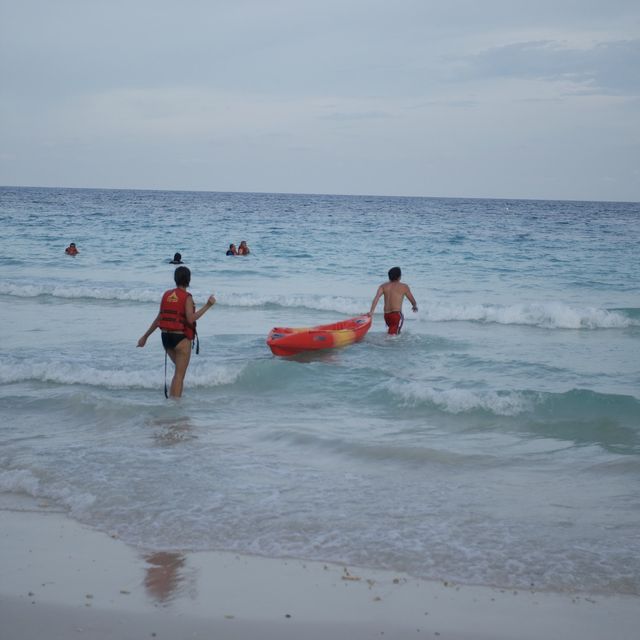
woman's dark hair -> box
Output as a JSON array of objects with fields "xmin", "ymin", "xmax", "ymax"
[
  {"xmin": 388, "ymin": 266, "xmax": 401, "ymax": 281},
  {"xmin": 174, "ymin": 266, "xmax": 191, "ymax": 287}
]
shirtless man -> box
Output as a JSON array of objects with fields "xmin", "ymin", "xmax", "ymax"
[{"xmin": 368, "ymin": 266, "xmax": 418, "ymax": 335}]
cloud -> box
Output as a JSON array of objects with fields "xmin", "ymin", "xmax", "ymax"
[{"xmin": 458, "ymin": 39, "xmax": 640, "ymax": 96}]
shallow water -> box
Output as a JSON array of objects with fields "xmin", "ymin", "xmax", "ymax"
[{"xmin": 1, "ymin": 186, "xmax": 639, "ymax": 594}]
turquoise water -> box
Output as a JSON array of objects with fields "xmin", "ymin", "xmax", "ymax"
[{"xmin": 1, "ymin": 186, "xmax": 639, "ymax": 594}]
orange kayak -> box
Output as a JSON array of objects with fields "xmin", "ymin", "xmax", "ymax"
[{"xmin": 267, "ymin": 314, "xmax": 372, "ymax": 356}]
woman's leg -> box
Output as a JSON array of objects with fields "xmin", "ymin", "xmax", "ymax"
[{"xmin": 169, "ymin": 339, "xmax": 192, "ymax": 398}]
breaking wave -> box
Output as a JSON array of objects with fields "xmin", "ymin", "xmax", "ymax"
[
  {"xmin": 386, "ymin": 384, "xmax": 640, "ymax": 424},
  {"xmin": 0, "ymin": 359, "xmax": 245, "ymax": 389},
  {"xmin": 420, "ymin": 301, "xmax": 636, "ymax": 329},
  {"xmin": 2, "ymin": 281, "xmax": 636, "ymax": 329}
]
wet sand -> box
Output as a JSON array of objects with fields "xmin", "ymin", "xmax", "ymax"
[{"xmin": 1, "ymin": 508, "xmax": 638, "ymax": 639}]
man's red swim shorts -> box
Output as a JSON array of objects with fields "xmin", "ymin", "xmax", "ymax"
[{"xmin": 384, "ymin": 311, "xmax": 404, "ymax": 335}]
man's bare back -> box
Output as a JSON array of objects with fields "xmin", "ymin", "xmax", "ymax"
[
  {"xmin": 377, "ymin": 281, "xmax": 415, "ymax": 313},
  {"xmin": 368, "ymin": 267, "xmax": 418, "ymax": 335}
]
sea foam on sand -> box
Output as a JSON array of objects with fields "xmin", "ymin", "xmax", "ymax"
[{"xmin": 1, "ymin": 508, "xmax": 638, "ymax": 640}]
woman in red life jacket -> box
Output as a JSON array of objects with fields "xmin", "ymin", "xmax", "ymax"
[
  {"xmin": 237, "ymin": 240, "xmax": 250, "ymax": 255},
  {"xmin": 137, "ymin": 266, "xmax": 216, "ymax": 398}
]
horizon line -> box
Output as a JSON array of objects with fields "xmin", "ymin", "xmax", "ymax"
[{"xmin": 1, "ymin": 183, "xmax": 638, "ymax": 206}]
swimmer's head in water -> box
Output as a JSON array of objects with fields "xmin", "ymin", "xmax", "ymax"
[
  {"xmin": 173, "ymin": 252, "xmax": 182, "ymax": 262},
  {"xmin": 174, "ymin": 266, "xmax": 191, "ymax": 287},
  {"xmin": 388, "ymin": 266, "xmax": 401, "ymax": 281}
]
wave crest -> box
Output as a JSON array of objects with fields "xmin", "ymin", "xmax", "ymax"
[
  {"xmin": 386, "ymin": 384, "xmax": 640, "ymax": 423},
  {"xmin": 0, "ymin": 359, "xmax": 244, "ymax": 389},
  {"xmin": 421, "ymin": 301, "xmax": 636, "ymax": 329},
  {"xmin": 2, "ymin": 281, "xmax": 636, "ymax": 329},
  {"xmin": 388, "ymin": 383, "xmax": 534, "ymax": 415}
]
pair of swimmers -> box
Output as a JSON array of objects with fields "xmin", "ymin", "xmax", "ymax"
[
  {"xmin": 226, "ymin": 241, "xmax": 250, "ymax": 256},
  {"xmin": 138, "ymin": 264, "xmax": 417, "ymax": 398}
]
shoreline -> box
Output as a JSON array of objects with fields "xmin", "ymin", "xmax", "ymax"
[{"xmin": 1, "ymin": 508, "xmax": 638, "ymax": 639}]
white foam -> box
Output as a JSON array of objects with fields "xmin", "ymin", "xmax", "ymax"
[
  {"xmin": 0, "ymin": 281, "xmax": 160, "ymax": 303},
  {"xmin": 2, "ymin": 280, "xmax": 635, "ymax": 328},
  {"xmin": 0, "ymin": 359, "xmax": 244, "ymax": 389},
  {"xmin": 219, "ymin": 292, "xmax": 364, "ymax": 314},
  {"xmin": 0, "ymin": 469, "xmax": 40, "ymax": 495},
  {"xmin": 389, "ymin": 383, "xmax": 534, "ymax": 415},
  {"xmin": 0, "ymin": 281, "xmax": 366, "ymax": 314},
  {"xmin": 420, "ymin": 301, "xmax": 635, "ymax": 329},
  {"xmin": 0, "ymin": 466, "xmax": 97, "ymax": 514}
]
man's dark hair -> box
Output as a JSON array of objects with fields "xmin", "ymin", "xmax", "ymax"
[
  {"xmin": 174, "ymin": 266, "xmax": 191, "ymax": 287},
  {"xmin": 388, "ymin": 266, "xmax": 401, "ymax": 281}
]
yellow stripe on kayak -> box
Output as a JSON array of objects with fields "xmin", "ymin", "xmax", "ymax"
[{"xmin": 331, "ymin": 329, "xmax": 356, "ymax": 348}]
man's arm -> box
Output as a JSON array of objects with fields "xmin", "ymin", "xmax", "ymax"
[
  {"xmin": 368, "ymin": 285, "xmax": 384, "ymax": 316},
  {"xmin": 405, "ymin": 286, "xmax": 418, "ymax": 312}
]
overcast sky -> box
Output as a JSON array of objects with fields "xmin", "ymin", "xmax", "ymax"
[{"xmin": 1, "ymin": 0, "xmax": 639, "ymax": 201}]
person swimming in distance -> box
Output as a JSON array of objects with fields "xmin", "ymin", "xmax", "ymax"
[
  {"xmin": 368, "ymin": 266, "xmax": 418, "ymax": 335},
  {"xmin": 226, "ymin": 244, "xmax": 238, "ymax": 256},
  {"xmin": 170, "ymin": 252, "xmax": 184, "ymax": 264},
  {"xmin": 237, "ymin": 240, "xmax": 250, "ymax": 255},
  {"xmin": 65, "ymin": 242, "xmax": 79, "ymax": 255}
]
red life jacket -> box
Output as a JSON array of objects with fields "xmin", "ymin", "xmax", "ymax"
[{"xmin": 158, "ymin": 288, "xmax": 195, "ymax": 340}]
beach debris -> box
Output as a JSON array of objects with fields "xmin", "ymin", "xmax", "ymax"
[
  {"xmin": 120, "ymin": 589, "xmax": 131, "ymax": 595},
  {"xmin": 342, "ymin": 567, "xmax": 361, "ymax": 581},
  {"xmin": 285, "ymin": 614, "xmax": 292, "ymax": 618},
  {"xmin": 28, "ymin": 591, "xmax": 34, "ymax": 596},
  {"xmin": 224, "ymin": 615, "xmax": 235, "ymax": 619},
  {"xmin": 85, "ymin": 594, "xmax": 93, "ymax": 599}
]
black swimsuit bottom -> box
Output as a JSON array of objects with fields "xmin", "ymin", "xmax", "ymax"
[{"xmin": 161, "ymin": 332, "xmax": 188, "ymax": 350}]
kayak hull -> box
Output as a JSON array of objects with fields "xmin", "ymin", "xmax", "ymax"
[{"xmin": 267, "ymin": 314, "xmax": 372, "ymax": 356}]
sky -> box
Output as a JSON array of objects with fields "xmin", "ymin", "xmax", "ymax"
[{"xmin": 1, "ymin": 0, "xmax": 639, "ymax": 201}]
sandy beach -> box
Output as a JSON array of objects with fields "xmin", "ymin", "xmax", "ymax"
[{"xmin": 1, "ymin": 506, "xmax": 637, "ymax": 640}]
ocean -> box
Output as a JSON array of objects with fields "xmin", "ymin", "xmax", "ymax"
[{"xmin": 1, "ymin": 186, "xmax": 639, "ymax": 595}]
